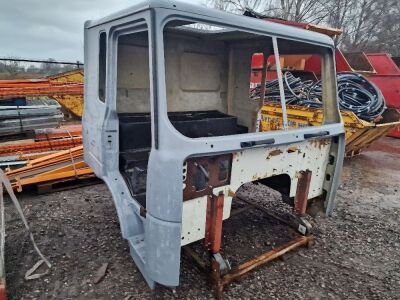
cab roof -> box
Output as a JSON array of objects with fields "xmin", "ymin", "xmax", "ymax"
[{"xmin": 85, "ymin": 0, "xmax": 334, "ymax": 48}]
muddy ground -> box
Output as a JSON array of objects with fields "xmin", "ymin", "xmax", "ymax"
[{"xmin": 5, "ymin": 137, "xmax": 400, "ymax": 299}]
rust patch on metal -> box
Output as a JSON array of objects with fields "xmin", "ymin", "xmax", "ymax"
[
  {"xmin": 308, "ymin": 138, "xmax": 329, "ymax": 149},
  {"xmin": 294, "ymin": 170, "xmax": 312, "ymax": 215},
  {"xmin": 183, "ymin": 154, "xmax": 232, "ymax": 201},
  {"xmin": 266, "ymin": 149, "xmax": 283, "ymax": 159},
  {"xmin": 227, "ymin": 189, "xmax": 235, "ymax": 197},
  {"xmin": 287, "ymin": 146, "xmax": 300, "ymax": 153},
  {"xmin": 218, "ymin": 236, "xmax": 313, "ymax": 287},
  {"xmin": 204, "ymin": 195, "xmax": 212, "ymax": 248}
]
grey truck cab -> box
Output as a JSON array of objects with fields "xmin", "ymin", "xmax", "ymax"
[{"xmin": 83, "ymin": 0, "xmax": 344, "ymax": 291}]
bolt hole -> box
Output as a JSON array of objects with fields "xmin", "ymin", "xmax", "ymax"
[{"xmin": 211, "ymin": 144, "xmax": 214, "ymax": 148}]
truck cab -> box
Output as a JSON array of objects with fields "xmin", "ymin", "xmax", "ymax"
[{"xmin": 83, "ymin": 0, "xmax": 344, "ymax": 290}]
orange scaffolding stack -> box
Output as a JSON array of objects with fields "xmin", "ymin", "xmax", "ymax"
[
  {"xmin": 0, "ymin": 137, "xmax": 82, "ymax": 157},
  {"xmin": 0, "ymin": 125, "xmax": 83, "ymax": 158},
  {"xmin": 5, "ymin": 145, "xmax": 94, "ymax": 192},
  {"xmin": 0, "ymin": 78, "xmax": 83, "ymax": 98},
  {"xmin": 34, "ymin": 124, "xmax": 82, "ymax": 141}
]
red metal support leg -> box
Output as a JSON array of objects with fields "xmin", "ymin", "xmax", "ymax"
[
  {"xmin": 0, "ymin": 278, "xmax": 6, "ymax": 300},
  {"xmin": 204, "ymin": 192, "xmax": 225, "ymax": 254},
  {"xmin": 294, "ymin": 170, "xmax": 312, "ymax": 215}
]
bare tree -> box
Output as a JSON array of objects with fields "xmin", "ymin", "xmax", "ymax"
[
  {"xmin": 208, "ymin": 0, "xmax": 399, "ymax": 56},
  {"xmin": 337, "ymin": 0, "xmax": 398, "ymax": 54},
  {"xmin": 2, "ymin": 60, "xmax": 22, "ymax": 78},
  {"xmin": 206, "ymin": 0, "xmax": 268, "ymax": 14},
  {"xmin": 207, "ymin": 0, "xmax": 328, "ymax": 23},
  {"xmin": 324, "ymin": 0, "xmax": 355, "ymax": 45}
]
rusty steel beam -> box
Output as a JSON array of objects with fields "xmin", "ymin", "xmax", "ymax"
[
  {"xmin": 13, "ymin": 166, "xmax": 93, "ymax": 191},
  {"xmin": 0, "ymin": 278, "xmax": 5, "ymax": 300},
  {"xmin": 185, "ymin": 234, "xmax": 314, "ymax": 299},
  {"xmin": 213, "ymin": 235, "xmax": 313, "ymax": 298},
  {"xmin": 184, "ymin": 190, "xmax": 316, "ymax": 299},
  {"xmin": 235, "ymin": 195, "xmax": 290, "ymax": 228},
  {"xmin": 294, "ymin": 170, "xmax": 312, "ymax": 215},
  {"xmin": 0, "ymin": 83, "xmax": 83, "ymax": 98},
  {"xmin": 220, "ymin": 235, "xmax": 312, "ymax": 284},
  {"xmin": 4, "ymin": 145, "xmax": 94, "ymax": 193},
  {"xmin": 34, "ymin": 125, "xmax": 82, "ymax": 141},
  {"xmin": 205, "ymin": 192, "xmax": 225, "ymax": 254},
  {"xmin": 0, "ymin": 137, "xmax": 82, "ymax": 157}
]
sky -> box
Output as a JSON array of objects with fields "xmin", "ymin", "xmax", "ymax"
[{"xmin": 0, "ymin": 0, "xmax": 204, "ymax": 63}]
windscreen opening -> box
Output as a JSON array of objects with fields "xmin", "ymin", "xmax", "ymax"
[{"xmin": 163, "ymin": 21, "xmax": 332, "ymax": 137}]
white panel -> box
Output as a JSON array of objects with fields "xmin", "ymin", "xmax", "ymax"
[
  {"xmin": 181, "ymin": 195, "xmax": 232, "ymax": 246},
  {"xmin": 163, "ymin": 34, "xmax": 228, "ymax": 113},
  {"xmin": 229, "ymin": 139, "xmax": 331, "ymax": 198},
  {"xmin": 181, "ymin": 139, "xmax": 330, "ymax": 246},
  {"xmin": 181, "ymin": 196, "xmax": 207, "ymax": 246},
  {"xmin": 180, "ymin": 52, "xmax": 221, "ymax": 91}
]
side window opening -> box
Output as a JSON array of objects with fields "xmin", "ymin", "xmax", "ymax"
[{"xmin": 98, "ymin": 32, "xmax": 107, "ymax": 102}]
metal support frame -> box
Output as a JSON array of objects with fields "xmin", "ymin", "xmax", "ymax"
[
  {"xmin": 184, "ymin": 195, "xmax": 314, "ymax": 299},
  {"xmin": 294, "ymin": 170, "xmax": 312, "ymax": 215},
  {"xmin": 204, "ymin": 192, "xmax": 225, "ymax": 254}
]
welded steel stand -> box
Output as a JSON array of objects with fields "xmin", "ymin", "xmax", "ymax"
[
  {"xmin": 204, "ymin": 192, "xmax": 231, "ymax": 276},
  {"xmin": 183, "ymin": 170, "xmax": 315, "ymax": 299}
]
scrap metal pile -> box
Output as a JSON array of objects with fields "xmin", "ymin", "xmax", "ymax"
[
  {"xmin": 0, "ymin": 69, "xmax": 84, "ymax": 137},
  {"xmin": 5, "ymin": 145, "xmax": 94, "ymax": 192},
  {"xmin": 251, "ymin": 71, "xmax": 387, "ymax": 122},
  {"xmin": 0, "ymin": 125, "xmax": 94, "ymax": 192},
  {"xmin": 0, "ymin": 70, "xmax": 93, "ymax": 192},
  {"xmin": 0, "ymin": 98, "xmax": 63, "ymax": 136},
  {"xmin": 0, "ymin": 125, "xmax": 82, "ymax": 167}
]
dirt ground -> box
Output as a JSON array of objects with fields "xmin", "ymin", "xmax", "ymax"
[{"xmin": 5, "ymin": 137, "xmax": 400, "ymax": 300}]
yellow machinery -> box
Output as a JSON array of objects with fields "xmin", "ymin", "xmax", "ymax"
[
  {"xmin": 261, "ymin": 103, "xmax": 400, "ymax": 156},
  {"xmin": 48, "ymin": 69, "xmax": 84, "ymax": 117}
]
